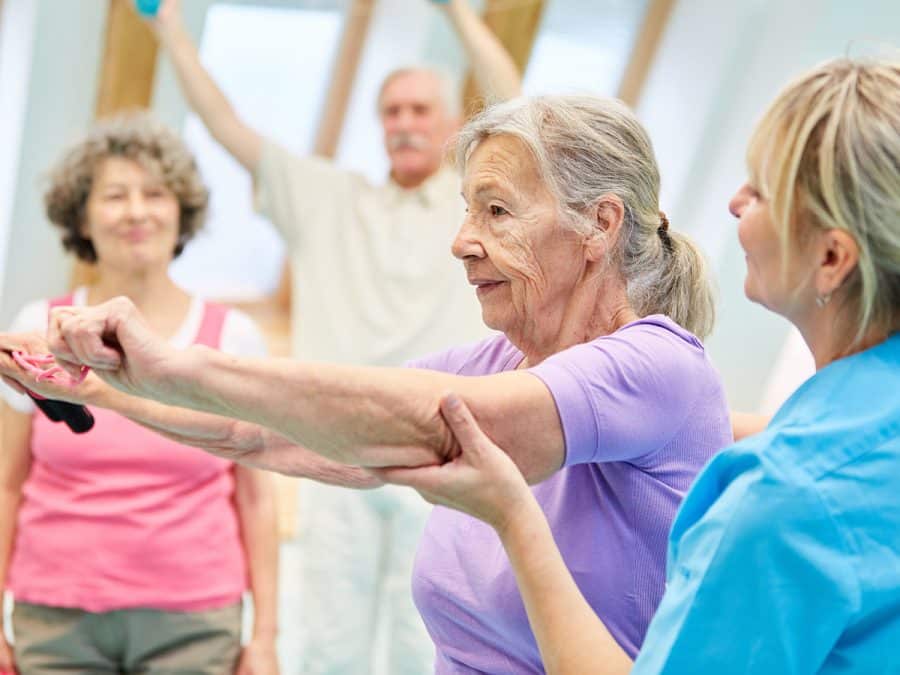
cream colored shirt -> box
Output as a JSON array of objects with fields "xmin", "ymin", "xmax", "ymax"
[{"xmin": 255, "ymin": 140, "xmax": 489, "ymax": 366}]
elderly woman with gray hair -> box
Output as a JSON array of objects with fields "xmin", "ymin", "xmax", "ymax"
[{"xmin": 3, "ymin": 96, "xmax": 732, "ymax": 672}]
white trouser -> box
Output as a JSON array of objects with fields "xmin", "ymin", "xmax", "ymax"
[{"xmin": 278, "ymin": 482, "xmax": 434, "ymax": 675}]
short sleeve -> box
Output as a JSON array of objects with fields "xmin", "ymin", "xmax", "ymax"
[
  {"xmin": 632, "ymin": 479, "xmax": 858, "ymax": 674},
  {"xmin": 252, "ymin": 138, "xmax": 359, "ymax": 250},
  {"xmin": 220, "ymin": 309, "xmax": 269, "ymax": 359},
  {"xmin": 528, "ymin": 322, "xmax": 710, "ymax": 465},
  {"xmin": 1, "ymin": 299, "xmax": 51, "ymax": 414}
]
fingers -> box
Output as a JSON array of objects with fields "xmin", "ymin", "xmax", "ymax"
[
  {"xmin": 48, "ymin": 306, "xmax": 123, "ymax": 372},
  {"xmin": 439, "ymin": 393, "xmax": 490, "ymax": 454},
  {"xmin": 371, "ymin": 464, "xmax": 445, "ymax": 492}
]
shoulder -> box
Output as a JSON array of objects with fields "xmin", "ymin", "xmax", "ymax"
[
  {"xmin": 674, "ymin": 441, "xmax": 858, "ymax": 584},
  {"xmin": 405, "ymin": 332, "xmax": 516, "ymax": 375},
  {"xmin": 219, "ymin": 306, "xmax": 268, "ymax": 358},
  {"xmin": 8, "ymin": 298, "xmax": 51, "ymax": 333},
  {"xmin": 765, "ymin": 337, "xmax": 900, "ymax": 479},
  {"xmin": 599, "ymin": 314, "xmax": 707, "ymax": 370},
  {"xmin": 532, "ymin": 314, "xmax": 722, "ymax": 421},
  {"xmin": 258, "ymin": 137, "xmax": 368, "ymax": 190},
  {"xmin": 1, "ymin": 298, "xmax": 52, "ymax": 413}
]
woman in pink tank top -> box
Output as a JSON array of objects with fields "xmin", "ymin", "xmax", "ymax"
[{"xmin": 0, "ymin": 113, "xmax": 279, "ymax": 674}]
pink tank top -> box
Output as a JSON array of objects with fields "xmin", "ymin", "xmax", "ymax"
[{"xmin": 8, "ymin": 295, "xmax": 247, "ymax": 612}]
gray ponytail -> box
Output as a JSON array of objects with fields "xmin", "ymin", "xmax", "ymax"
[{"xmin": 456, "ymin": 95, "xmax": 716, "ymax": 338}]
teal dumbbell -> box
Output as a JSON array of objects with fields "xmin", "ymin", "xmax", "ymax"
[{"xmin": 134, "ymin": 0, "xmax": 161, "ymax": 17}]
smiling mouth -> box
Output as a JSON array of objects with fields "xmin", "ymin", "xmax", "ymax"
[{"xmin": 474, "ymin": 281, "xmax": 505, "ymax": 296}]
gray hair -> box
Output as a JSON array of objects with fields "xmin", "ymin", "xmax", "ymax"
[
  {"xmin": 455, "ymin": 95, "xmax": 715, "ymax": 339},
  {"xmin": 377, "ymin": 66, "xmax": 461, "ymax": 118}
]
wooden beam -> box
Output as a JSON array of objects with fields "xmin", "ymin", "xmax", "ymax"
[
  {"xmin": 616, "ymin": 0, "xmax": 676, "ymax": 108},
  {"xmin": 313, "ymin": 0, "xmax": 376, "ymax": 158},
  {"xmin": 95, "ymin": 0, "xmax": 159, "ymax": 117},
  {"xmin": 74, "ymin": 0, "xmax": 160, "ymax": 288},
  {"xmin": 461, "ymin": 0, "xmax": 546, "ymax": 117}
]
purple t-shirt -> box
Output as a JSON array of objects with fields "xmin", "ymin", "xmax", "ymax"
[{"xmin": 408, "ymin": 315, "xmax": 732, "ymax": 674}]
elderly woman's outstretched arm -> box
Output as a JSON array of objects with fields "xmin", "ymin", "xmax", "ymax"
[
  {"xmin": 0, "ymin": 331, "xmax": 381, "ymax": 488},
  {"xmin": 44, "ymin": 298, "xmax": 565, "ymax": 480}
]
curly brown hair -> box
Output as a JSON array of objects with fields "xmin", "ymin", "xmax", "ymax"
[{"xmin": 44, "ymin": 111, "xmax": 209, "ymax": 263}]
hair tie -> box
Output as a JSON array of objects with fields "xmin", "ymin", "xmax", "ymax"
[{"xmin": 657, "ymin": 211, "xmax": 673, "ymax": 253}]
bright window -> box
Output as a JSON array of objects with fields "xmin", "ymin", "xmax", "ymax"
[
  {"xmin": 524, "ymin": 0, "xmax": 650, "ymax": 96},
  {"xmin": 170, "ymin": 2, "xmax": 342, "ymax": 300}
]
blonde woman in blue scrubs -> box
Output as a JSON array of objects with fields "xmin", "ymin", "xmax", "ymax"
[{"xmin": 378, "ymin": 57, "xmax": 900, "ymax": 673}]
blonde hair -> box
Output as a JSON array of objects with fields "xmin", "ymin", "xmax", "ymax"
[
  {"xmin": 747, "ymin": 57, "xmax": 900, "ymax": 339},
  {"xmin": 455, "ymin": 95, "xmax": 716, "ymax": 339}
]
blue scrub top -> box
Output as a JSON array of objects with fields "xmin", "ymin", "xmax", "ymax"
[{"xmin": 633, "ymin": 332, "xmax": 900, "ymax": 674}]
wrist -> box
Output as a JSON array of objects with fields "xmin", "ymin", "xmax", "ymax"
[
  {"xmin": 156, "ymin": 18, "xmax": 189, "ymax": 49},
  {"xmin": 493, "ymin": 491, "xmax": 545, "ymax": 545},
  {"xmin": 86, "ymin": 377, "xmax": 115, "ymax": 408},
  {"xmin": 251, "ymin": 625, "xmax": 278, "ymax": 643},
  {"xmin": 157, "ymin": 345, "xmax": 205, "ymax": 404}
]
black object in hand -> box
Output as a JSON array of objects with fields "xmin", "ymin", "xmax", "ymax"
[{"xmin": 28, "ymin": 394, "xmax": 95, "ymax": 433}]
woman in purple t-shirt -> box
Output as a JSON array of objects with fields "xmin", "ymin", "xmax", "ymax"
[{"xmin": 6, "ymin": 96, "xmax": 732, "ymax": 673}]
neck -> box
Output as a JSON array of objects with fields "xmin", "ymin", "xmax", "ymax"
[
  {"xmin": 390, "ymin": 165, "xmax": 441, "ymax": 190},
  {"xmin": 87, "ymin": 264, "xmax": 190, "ymax": 335},
  {"xmin": 516, "ymin": 270, "xmax": 638, "ymax": 368},
  {"xmin": 796, "ymin": 303, "xmax": 890, "ymax": 369}
]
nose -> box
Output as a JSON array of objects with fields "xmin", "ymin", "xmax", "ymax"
[
  {"xmin": 126, "ymin": 191, "xmax": 149, "ymax": 221},
  {"xmin": 451, "ymin": 216, "xmax": 485, "ymax": 261},
  {"xmin": 729, "ymin": 184, "xmax": 750, "ymax": 219}
]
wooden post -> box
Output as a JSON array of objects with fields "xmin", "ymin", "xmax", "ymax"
[
  {"xmin": 73, "ymin": 0, "xmax": 160, "ymax": 288},
  {"xmin": 616, "ymin": 0, "xmax": 677, "ymax": 108},
  {"xmin": 312, "ymin": 0, "xmax": 376, "ymax": 158},
  {"xmin": 95, "ymin": 0, "xmax": 159, "ymax": 117},
  {"xmin": 461, "ymin": 0, "xmax": 546, "ymax": 117}
]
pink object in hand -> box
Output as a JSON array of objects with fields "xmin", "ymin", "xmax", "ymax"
[{"xmin": 12, "ymin": 351, "xmax": 90, "ymax": 387}]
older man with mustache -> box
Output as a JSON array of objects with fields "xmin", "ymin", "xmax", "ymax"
[{"xmin": 148, "ymin": 1, "xmax": 520, "ymax": 672}]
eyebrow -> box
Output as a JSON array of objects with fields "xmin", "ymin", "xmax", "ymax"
[
  {"xmin": 463, "ymin": 182, "xmax": 511, "ymax": 201},
  {"xmin": 98, "ymin": 180, "xmax": 165, "ymax": 190}
]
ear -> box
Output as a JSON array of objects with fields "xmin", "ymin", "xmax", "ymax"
[
  {"xmin": 815, "ymin": 228, "xmax": 859, "ymax": 296},
  {"xmin": 584, "ymin": 195, "xmax": 625, "ymax": 262}
]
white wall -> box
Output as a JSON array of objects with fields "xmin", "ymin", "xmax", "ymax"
[
  {"xmin": 636, "ymin": 0, "xmax": 900, "ymax": 411},
  {"xmin": 0, "ymin": 0, "xmax": 107, "ymax": 328},
  {"xmin": 0, "ymin": 0, "xmax": 38, "ymax": 304}
]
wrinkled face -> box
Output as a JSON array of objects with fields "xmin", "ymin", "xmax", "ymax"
[
  {"xmin": 379, "ymin": 71, "xmax": 456, "ymax": 187},
  {"xmin": 729, "ymin": 181, "xmax": 815, "ymax": 319},
  {"xmin": 82, "ymin": 156, "xmax": 180, "ymax": 271},
  {"xmin": 453, "ymin": 135, "xmax": 588, "ymax": 339}
]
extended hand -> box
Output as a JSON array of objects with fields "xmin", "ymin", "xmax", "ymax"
[
  {"xmin": 47, "ymin": 297, "xmax": 178, "ymax": 402},
  {"xmin": 0, "ymin": 631, "xmax": 16, "ymax": 675},
  {"xmin": 0, "ymin": 331, "xmax": 55, "ymax": 395},
  {"xmin": 0, "ymin": 331, "xmax": 106, "ymax": 405},
  {"xmin": 234, "ymin": 638, "xmax": 279, "ymax": 675},
  {"xmin": 135, "ymin": 0, "xmax": 182, "ymax": 36}
]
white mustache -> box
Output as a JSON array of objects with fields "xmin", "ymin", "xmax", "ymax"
[{"xmin": 387, "ymin": 132, "xmax": 429, "ymax": 151}]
